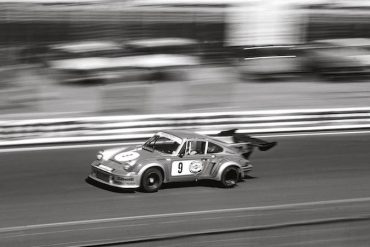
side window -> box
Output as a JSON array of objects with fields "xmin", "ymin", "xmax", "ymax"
[
  {"xmin": 207, "ymin": 142, "xmax": 223, "ymax": 154},
  {"xmin": 187, "ymin": 140, "xmax": 206, "ymax": 155}
]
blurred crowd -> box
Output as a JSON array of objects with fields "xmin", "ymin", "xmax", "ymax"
[{"xmin": 0, "ymin": 0, "xmax": 369, "ymax": 117}]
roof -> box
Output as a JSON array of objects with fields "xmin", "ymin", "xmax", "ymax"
[
  {"xmin": 0, "ymin": 0, "xmax": 101, "ymax": 3},
  {"xmin": 48, "ymin": 54, "xmax": 199, "ymax": 70},
  {"xmin": 161, "ymin": 130, "xmax": 208, "ymax": 140},
  {"xmin": 126, "ymin": 38, "xmax": 198, "ymax": 48},
  {"xmin": 129, "ymin": 0, "xmax": 247, "ymax": 6},
  {"xmin": 50, "ymin": 41, "xmax": 122, "ymax": 53}
]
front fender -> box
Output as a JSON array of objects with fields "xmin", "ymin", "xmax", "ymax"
[{"xmin": 137, "ymin": 163, "xmax": 167, "ymax": 182}]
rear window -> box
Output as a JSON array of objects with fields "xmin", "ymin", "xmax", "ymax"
[{"xmin": 207, "ymin": 142, "xmax": 223, "ymax": 154}]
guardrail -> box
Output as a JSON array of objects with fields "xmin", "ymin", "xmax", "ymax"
[{"xmin": 1, "ymin": 107, "xmax": 370, "ymax": 146}]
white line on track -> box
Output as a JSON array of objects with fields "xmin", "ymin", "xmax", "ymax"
[
  {"xmin": 1, "ymin": 130, "xmax": 370, "ymax": 153},
  {"xmin": 1, "ymin": 197, "xmax": 370, "ymax": 234},
  {"xmin": 1, "ymin": 223, "xmax": 149, "ymax": 240}
]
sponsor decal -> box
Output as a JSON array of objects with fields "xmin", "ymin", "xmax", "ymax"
[
  {"xmin": 98, "ymin": 164, "xmax": 113, "ymax": 172},
  {"xmin": 114, "ymin": 151, "xmax": 140, "ymax": 162},
  {"xmin": 189, "ymin": 160, "xmax": 203, "ymax": 173},
  {"xmin": 171, "ymin": 160, "xmax": 204, "ymax": 176},
  {"xmin": 115, "ymin": 176, "xmax": 134, "ymax": 182}
]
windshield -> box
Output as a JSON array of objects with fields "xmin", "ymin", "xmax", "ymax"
[{"xmin": 142, "ymin": 135, "xmax": 181, "ymax": 154}]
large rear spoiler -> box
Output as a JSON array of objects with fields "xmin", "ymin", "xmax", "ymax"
[{"xmin": 217, "ymin": 129, "xmax": 277, "ymax": 151}]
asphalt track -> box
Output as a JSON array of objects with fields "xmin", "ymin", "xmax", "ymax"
[{"xmin": 1, "ymin": 133, "xmax": 370, "ymax": 246}]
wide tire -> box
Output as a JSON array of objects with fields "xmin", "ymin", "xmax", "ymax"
[
  {"xmin": 141, "ymin": 168, "xmax": 163, "ymax": 193},
  {"xmin": 220, "ymin": 166, "xmax": 240, "ymax": 188}
]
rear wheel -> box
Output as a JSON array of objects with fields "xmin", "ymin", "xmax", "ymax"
[
  {"xmin": 220, "ymin": 166, "xmax": 240, "ymax": 188},
  {"xmin": 141, "ymin": 168, "xmax": 163, "ymax": 193}
]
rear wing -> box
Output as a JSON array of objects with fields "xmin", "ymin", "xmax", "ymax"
[{"xmin": 217, "ymin": 129, "xmax": 277, "ymax": 151}]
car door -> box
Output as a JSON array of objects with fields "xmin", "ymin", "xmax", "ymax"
[{"xmin": 169, "ymin": 140, "xmax": 213, "ymax": 182}]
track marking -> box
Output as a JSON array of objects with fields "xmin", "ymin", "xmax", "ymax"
[
  {"xmin": 1, "ymin": 130, "xmax": 370, "ymax": 153},
  {"xmin": 157, "ymin": 224, "xmax": 370, "ymax": 247},
  {"xmin": 1, "ymin": 223, "xmax": 148, "ymax": 240},
  {"xmin": 1, "ymin": 197, "xmax": 370, "ymax": 234}
]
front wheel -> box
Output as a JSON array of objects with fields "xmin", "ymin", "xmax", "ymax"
[
  {"xmin": 220, "ymin": 166, "xmax": 240, "ymax": 188},
  {"xmin": 140, "ymin": 168, "xmax": 163, "ymax": 193}
]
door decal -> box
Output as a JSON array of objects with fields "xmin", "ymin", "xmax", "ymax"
[{"xmin": 171, "ymin": 160, "xmax": 203, "ymax": 176}]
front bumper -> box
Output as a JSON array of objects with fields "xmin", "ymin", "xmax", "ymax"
[{"xmin": 89, "ymin": 161, "xmax": 140, "ymax": 189}]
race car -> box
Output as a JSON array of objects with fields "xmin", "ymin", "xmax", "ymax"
[{"xmin": 88, "ymin": 130, "xmax": 277, "ymax": 192}]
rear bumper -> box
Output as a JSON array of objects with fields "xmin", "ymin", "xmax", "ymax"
[{"xmin": 241, "ymin": 164, "xmax": 253, "ymax": 176}]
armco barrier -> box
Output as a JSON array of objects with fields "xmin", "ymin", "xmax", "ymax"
[{"xmin": 0, "ymin": 107, "xmax": 370, "ymax": 146}]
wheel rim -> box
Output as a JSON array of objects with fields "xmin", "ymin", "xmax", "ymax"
[
  {"xmin": 147, "ymin": 173, "xmax": 160, "ymax": 188},
  {"xmin": 224, "ymin": 170, "xmax": 237, "ymax": 186}
]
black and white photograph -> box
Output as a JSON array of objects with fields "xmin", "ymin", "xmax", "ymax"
[{"xmin": 0, "ymin": 0, "xmax": 369, "ymax": 246}]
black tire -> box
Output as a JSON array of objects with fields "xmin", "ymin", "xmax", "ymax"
[
  {"xmin": 220, "ymin": 166, "xmax": 240, "ymax": 188},
  {"xmin": 141, "ymin": 168, "xmax": 163, "ymax": 193}
]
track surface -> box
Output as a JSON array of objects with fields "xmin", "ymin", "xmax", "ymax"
[{"xmin": 1, "ymin": 133, "xmax": 370, "ymax": 246}]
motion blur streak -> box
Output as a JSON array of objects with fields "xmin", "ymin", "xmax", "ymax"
[
  {"xmin": 1, "ymin": 129, "xmax": 370, "ymax": 153},
  {"xmin": 0, "ymin": 133, "xmax": 370, "ymax": 246}
]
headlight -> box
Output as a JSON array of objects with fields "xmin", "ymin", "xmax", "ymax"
[
  {"xmin": 123, "ymin": 160, "xmax": 137, "ymax": 171},
  {"xmin": 97, "ymin": 151, "xmax": 103, "ymax": 160}
]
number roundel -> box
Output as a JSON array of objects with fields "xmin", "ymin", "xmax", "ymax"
[{"xmin": 114, "ymin": 151, "xmax": 140, "ymax": 162}]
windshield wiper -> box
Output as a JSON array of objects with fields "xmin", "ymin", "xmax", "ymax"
[
  {"xmin": 142, "ymin": 144, "xmax": 154, "ymax": 152},
  {"xmin": 142, "ymin": 135, "xmax": 159, "ymax": 152}
]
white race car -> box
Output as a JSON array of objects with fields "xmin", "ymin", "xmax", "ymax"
[{"xmin": 88, "ymin": 129, "xmax": 276, "ymax": 192}]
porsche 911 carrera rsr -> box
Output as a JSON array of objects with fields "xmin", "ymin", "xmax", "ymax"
[{"xmin": 88, "ymin": 129, "xmax": 276, "ymax": 192}]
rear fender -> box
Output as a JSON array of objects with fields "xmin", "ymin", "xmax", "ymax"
[{"xmin": 215, "ymin": 161, "xmax": 242, "ymax": 181}]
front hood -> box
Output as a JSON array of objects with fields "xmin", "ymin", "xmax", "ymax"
[{"xmin": 101, "ymin": 145, "xmax": 161, "ymax": 165}]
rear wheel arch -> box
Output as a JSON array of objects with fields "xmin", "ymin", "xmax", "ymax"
[
  {"xmin": 216, "ymin": 161, "xmax": 242, "ymax": 180},
  {"xmin": 220, "ymin": 165, "xmax": 240, "ymax": 188}
]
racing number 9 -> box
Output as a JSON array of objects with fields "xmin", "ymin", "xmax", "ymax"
[{"xmin": 178, "ymin": 162, "xmax": 183, "ymax": 173}]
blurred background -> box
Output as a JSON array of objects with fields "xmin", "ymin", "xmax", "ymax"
[
  {"xmin": 1, "ymin": 3, "xmax": 370, "ymax": 246},
  {"xmin": 0, "ymin": 0, "xmax": 369, "ymax": 119}
]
